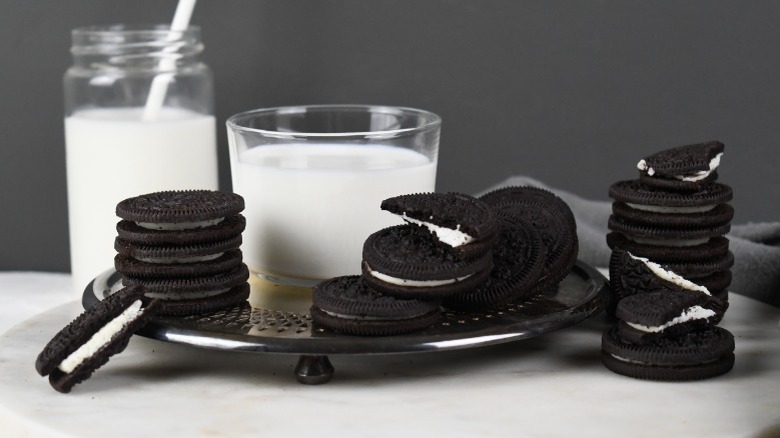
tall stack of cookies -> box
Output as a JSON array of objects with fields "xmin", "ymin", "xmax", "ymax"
[
  {"xmin": 113, "ymin": 190, "xmax": 250, "ymax": 316},
  {"xmin": 603, "ymin": 141, "xmax": 736, "ymax": 380}
]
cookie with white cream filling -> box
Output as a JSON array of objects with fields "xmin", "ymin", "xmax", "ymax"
[
  {"xmin": 380, "ymin": 192, "xmax": 497, "ymax": 259},
  {"xmin": 615, "ymin": 289, "xmax": 727, "ymax": 343},
  {"xmin": 35, "ymin": 285, "xmax": 159, "ymax": 393},
  {"xmin": 311, "ymin": 275, "xmax": 441, "ymax": 336},
  {"xmin": 636, "ymin": 141, "xmax": 725, "ymax": 191},
  {"xmin": 362, "ymin": 225, "xmax": 493, "ymax": 299}
]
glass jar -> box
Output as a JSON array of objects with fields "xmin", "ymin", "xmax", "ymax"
[{"xmin": 64, "ymin": 24, "xmax": 219, "ymax": 295}]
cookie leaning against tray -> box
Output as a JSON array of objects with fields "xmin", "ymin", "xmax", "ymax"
[{"xmin": 602, "ymin": 141, "xmax": 735, "ymax": 381}]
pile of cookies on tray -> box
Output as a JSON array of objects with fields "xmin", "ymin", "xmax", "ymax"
[
  {"xmin": 310, "ymin": 187, "xmax": 579, "ymax": 336},
  {"xmin": 602, "ymin": 141, "xmax": 736, "ymax": 381}
]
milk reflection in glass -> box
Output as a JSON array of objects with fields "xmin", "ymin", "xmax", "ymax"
[
  {"xmin": 233, "ymin": 143, "xmax": 436, "ymax": 282},
  {"xmin": 65, "ymin": 107, "xmax": 218, "ymax": 293}
]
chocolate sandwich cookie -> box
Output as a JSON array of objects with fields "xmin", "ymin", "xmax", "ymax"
[
  {"xmin": 35, "ymin": 286, "xmax": 159, "ymax": 393},
  {"xmin": 601, "ymin": 325, "xmax": 735, "ymax": 381},
  {"xmin": 116, "ymin": 215, "xmax": 246, "ymax": 246},
  {"xmin": 637, "ymin": 141, "xmax": 724, "ymax": 191},
  {"xmin": 607, "ymin": 248, "xmax": 715, "ymax": 316},
  {"xmin": 606, "ymin": 232, "xmax": 730, "ymax": 263},
  {"xmin": 480, "ymin": 187, "xmax": 579, "ymax": 294},
  {"xmin": 114, "ymin": 249, "xmax": 244, "ymax": 278},
  {"xmin": 116, "ymin": 190, "xmax": 245, "ymax": 224},
  {"xmin": 611, "ymin": 202, "xmax": 734, "ymax": 229},
  {"xmin": 608, "ymin": 214, "xmax": 731, "ymax": 246},
  {"xmin": 114, "ymin": 235, "xmax": 242, "ymax": 262},
  {"xmin": 122, "ymin": 264, "xmax": 250, "ymax": 315},
  {"xmin": 362, "ymin": 224, "xmax": 493, "ymax": 300},
  {"xmin": 609, "ymin": 179, "xmax": 732, "ymax": 211},
  {"xmin": 311, "ymin": 275, "xmax": 441, "ymax": 336},
  {"xmin": 615, "ymin": 289, "xmax": 728, "ymax": 344},
  {"xmin": 381, "ymin": 192, "xmax": 497, "ymax": 259},
  {"xmin": 443, "ymin": 214, "xmax": 547, "ymax": 311}
]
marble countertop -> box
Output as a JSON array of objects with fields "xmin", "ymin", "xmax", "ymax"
[{"xmin": 1, "ymin": 271, "xmax": 779, "ymax": 437}]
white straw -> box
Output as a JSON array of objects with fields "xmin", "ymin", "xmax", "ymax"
[{"xmin": 141, "ymin": 0, "xmax": 198, "ymax": 121}]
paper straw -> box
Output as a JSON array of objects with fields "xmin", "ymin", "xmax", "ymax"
[{"xmin": 141, "ymin": 0, "xmax": 198, "ymax": 121}]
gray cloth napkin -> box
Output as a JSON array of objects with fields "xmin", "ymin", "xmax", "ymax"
[{"xmin": 481, "ymin": 176, "xmax": 780, "ymax": 307}]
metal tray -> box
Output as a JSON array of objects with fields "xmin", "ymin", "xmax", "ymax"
[{"xmin": 83, "ymin": 260, "xmax": 607, "ymax": 384}]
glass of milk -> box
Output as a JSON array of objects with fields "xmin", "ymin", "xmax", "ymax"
[
  {"xmin": 227, "ymin": 105, "xmax": 441, "ymax": 287},
  {"xmin": 64, "ymin": 25, "xmax": 218, "ymax": 295}
]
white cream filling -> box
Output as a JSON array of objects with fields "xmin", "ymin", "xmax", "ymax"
[
  {"xmin": 625, "ymin": 203, "xmax": 716, "ymax": 214},
  {"xmin": 135, "ymin": 217, "xmax": 224, "ymax": 231},
  {"xmin": 58, "ymin": 300, "xmax": 144, "ymax": 374},
  {"xmin": 610, "ymin": 353, "xmax": 648, "ymax": 365},
  {"xmin": 629, "ymin": 252, "xmax": 711, "ymax": 295},
  {"xmin": 626, "ymin": 305, "xmax": 716, "ymax": 333},
  {"xmin": 143, "ymin": 288, "xmax": 230, "ymax": 300},
  {"xmin": 678, "ymin": 153, "xmax": 722, "ymax": 181},
  {"xmin": 137, "ymin": 253, "xmax": 224, "ymax": 264},
  {"xmin": 626, "ymin": 235, "xmax": 709, "ymax": 247},
  {"xmin": 322, "ymin": 310, "xmax": 404, "ymax": 321},
  {"xmin": 636, "ymin": 153, "xmax": 722, "ymax": 181},
  {"xmin": 368, "ymin": 265, "xmax": 472, "ymax": 287},
  {"xmin": 402, "ymin": 213, "xmax": 475, "ymax": 247}
]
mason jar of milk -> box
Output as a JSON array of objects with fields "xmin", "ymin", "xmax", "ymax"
[{"xmin": 64, "ymin": 24, "xmax": 218, "ymax": 295}]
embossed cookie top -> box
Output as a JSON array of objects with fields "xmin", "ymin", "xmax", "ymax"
[{"xmin": 116, "ymin": 190, "xmax": 245, "ymax": 223}]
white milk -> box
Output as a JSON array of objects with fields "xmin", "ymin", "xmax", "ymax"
[
  {"xmin": 65, "ymin": 107, "xmax": 217, "ymax": 294},
  {"xmin": 232, "ymin": 144, "xmax": 436, "ymax": 283}
]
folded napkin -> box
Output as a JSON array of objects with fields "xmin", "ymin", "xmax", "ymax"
[{"xmin": 481, "ymin": 176, "xmax": 780, "ymax": 307}]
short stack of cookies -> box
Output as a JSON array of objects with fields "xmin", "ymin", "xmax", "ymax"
[
  {"xmin": 603, "ymin": 141, "xmax": 736, "ymax": 380},
  {"xmin": 602, "ymin": 248, "xmax": 734, "ymax": 380},
  {"xmin": 114, "ymin": 190, "xmax": 251, "ymax": 316},
  {"xmin": 606, "ymin": 141, "xmax": 734, "ymax": 310},
  {"xmin": 310, "ymin": 188, "xmax": 579, "ymax": 336}
]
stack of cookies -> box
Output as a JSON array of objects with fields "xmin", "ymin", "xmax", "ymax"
[
  {"xmin": 114, "ymin": 190, "xmax": 251, "ymax": 316},
  {"xmin": 602, "ymin": 248, "xmax": 734, "ymax": 380},
  {"xmin": 603, "ymin": 141, "xmax": 736, "ymax": 380},
  {"xmin": 311, "ymin": 188, "xmax": 579, "ymax": 336},
  {"xmin": 606, "ymin": 141, "xmax": 734, "ymax": 312}
]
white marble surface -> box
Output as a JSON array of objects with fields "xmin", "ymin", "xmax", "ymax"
[{"xmin": 1, "ymin": 271, "xmax": 779, "ymax": 437}]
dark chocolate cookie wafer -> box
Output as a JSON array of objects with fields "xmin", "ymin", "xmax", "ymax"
[
  {"xmin": 116, "ymin": 215, "xmax": 246, "ymax": 245},
  {"xmin": 311, "ymin": 275, "xmax": 441, "ymax": 336},
  {"xmin": 480, "ymin": 186, "xmax": 579, "ymax": 294},
  {"xmin": 611, "ymin": 202, "xmax": 733, "ymax": 229},
  {"xmin": 35, "ymin": 286, "xmax": 159, "ymax": 393},
  {"xmin": 637, "ymin": 141, "xmax": 724, "ymax": 191},
  {"xmin": 116, "ymin": 190, "xmax": 244, "ymax": 224},
  {"xmin": 615, "ymin": 289, "xmax": 728, "ymax": 344},
  {"xmin": 381, "ymin": 192, "xmax": 497, "ymax": 259},
  {"xmin": 601, "ymin": 326, "xmax": 735, "ymax": 381},
  {"xmin": 362, "ymin": 224, "xmax": 493, "ymax": 300},
  {"xmin": 443, "ymin": 214, "xmax": 546, "ymax": 311}
]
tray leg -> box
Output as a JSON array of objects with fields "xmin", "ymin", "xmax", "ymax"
[{"xmin": 294, "ymin": 355, "xmax": 334, "ymax": 385}]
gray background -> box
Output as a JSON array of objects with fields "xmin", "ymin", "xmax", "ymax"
[{"xmin": 1, "ymin": 0, "xmax": 778, "ymax": 273}]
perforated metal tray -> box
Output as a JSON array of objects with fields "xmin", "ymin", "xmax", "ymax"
[{"xmin": 83, "ymin": 260, "xmax": 607, "ymax": 384}]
